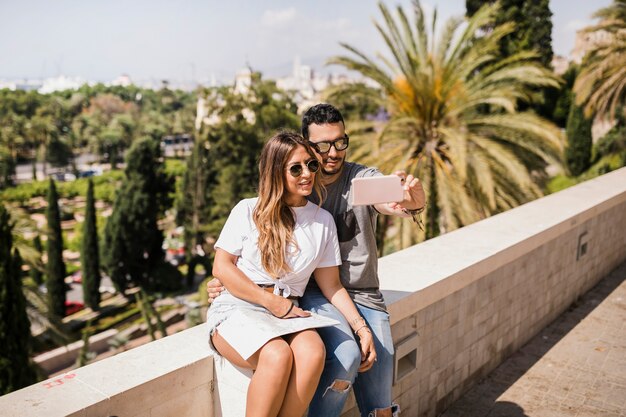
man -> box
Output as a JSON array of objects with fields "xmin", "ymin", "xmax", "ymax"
[{"xmin": 209, "ymin": 104, "xmax": 425, "ymax": 417}]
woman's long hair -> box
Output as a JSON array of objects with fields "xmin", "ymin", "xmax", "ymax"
[{"xmin": 253, "ymin": 131, "xmax": 324, "ymax": 279}]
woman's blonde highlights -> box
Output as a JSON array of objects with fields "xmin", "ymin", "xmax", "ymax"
[{"xmin": 253, "ymin": 131, "xmax": 324, "ymax": 279}]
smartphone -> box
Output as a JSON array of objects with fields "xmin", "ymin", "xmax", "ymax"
[{"xmin": 351, "ymin": 175, "xmax": 404, "ymax": 206}]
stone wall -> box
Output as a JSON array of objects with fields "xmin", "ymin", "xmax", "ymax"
[{"xmin": 369, "ymin": 167, "xmax": 626, "ymax": 417}]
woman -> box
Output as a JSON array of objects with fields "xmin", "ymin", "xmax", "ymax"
[{"xmin": 207, "ymin": 131, "xmax": 376, "ymax": 417}]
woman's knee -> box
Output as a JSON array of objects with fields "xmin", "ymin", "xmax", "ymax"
[
  {"xmin": 291, "ymin": 331, "xmax": 326, "ymax": 368},
  {"xmin": 259, "ymin": 339, "xmax": 293, "ymax": 370}
]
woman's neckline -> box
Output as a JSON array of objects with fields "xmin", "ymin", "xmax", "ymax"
[{"xmin": 289, "ymin": 200, "xmax": 309, "ymax": 209}]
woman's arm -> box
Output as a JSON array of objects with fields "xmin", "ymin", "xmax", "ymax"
[
  {"xmin": 313, "ymin": 266, "xmax": 377, "ymax": 372},
  {"xmin": 212, "ymin": 248, "xmax": 310, "ymax": 318}
]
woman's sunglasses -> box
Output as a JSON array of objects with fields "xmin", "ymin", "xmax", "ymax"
[{"xmin": 287, "ymin": 159, "xmax": 320, "ymax": 177}]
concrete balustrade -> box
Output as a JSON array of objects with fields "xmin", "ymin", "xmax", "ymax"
[{"xmin": 1, "ymin": 167, "xmax": 625, "ymax": 417}]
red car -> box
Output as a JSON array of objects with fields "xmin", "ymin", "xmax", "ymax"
[{"xmin": 65, "ymin": 301, "xmax": 85, "ymax": 316}]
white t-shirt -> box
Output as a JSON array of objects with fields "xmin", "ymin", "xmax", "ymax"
[{"xmin": 214, "ymin": 198, "xmax": 341, "ymax": 298}]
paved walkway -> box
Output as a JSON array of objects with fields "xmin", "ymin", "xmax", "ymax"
[{"xmin": 441, "ymin": 261, "xmax": 626, "ymax": 417}]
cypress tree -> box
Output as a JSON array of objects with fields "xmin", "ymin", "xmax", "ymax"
[
  {"xmin": 46, "ymin": 179, "xmax": 66, "ymax": 317},
  {"xmin": 565, "ymin": 102, "xmax": 593, "ymax": 176},
  {"xmin": 29, "ymin": 235, "xmax": 43, "ymax": 286},
  {"xmin": 0, "ymin": 205, "xmax": 38, "ymax": 394},
  {"xmin": 81, "ymin": 179, "xmax": 101, "ymax": 310},
  {"xmin": 104, "ymin": 138, "xmax": 172, "ymax": 292},
  {"xmin": 176, "ymin": 136, "xmax": 215, "ymax": 287}
]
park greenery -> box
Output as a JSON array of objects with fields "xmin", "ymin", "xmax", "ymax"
[{"xmin": 0, "ymin": 0, "xmax": 625, "ymax": 395}]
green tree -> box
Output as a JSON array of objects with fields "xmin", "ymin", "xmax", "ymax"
[
  {"xmin": 184, "ymin": 74, "xmax": 298, "ymax": 240},
  {"xmin": 45, "ymin": 179, "xmax": 66, "ymax": 317},
  {"xmin": 0, "ymin": 205, "xmax": 38, "ymax": 394},
  {"xmin": 82, "ymin": 93, "xmax": 138, "ymax": 167},
  {"xmin": 466, "ymin": 0, "xmax": 553, "ymax": 67},
  {"xmin": 29, "ymin": 114, "xmax": 57, "ymax": 177},
  {"xmin": 593, "ymin": 110, "xmax": 626, "ymax": 168},
  {"xmin": 176, "ymin": 136, "xmax": 215, "ymax": 287},
  {"xmin": 81, "ymin": 179, "xmax": 101, "ymax": 310},
  {"xmin": 574, "ymin": 0, "xmax": 626, "ymax": 122},
  {"xmin": 329, "ymin": 1, "xmax": 563, "ymax": 244},
  {"xmin": 322, "ymin": 83, "xmax": 383, "ymax": 120},
  {"xmin": 103, "ymin": 138, "xmax": 176, "ymax": 293},
  {"xmin": 565, "ymin": 102, "xmax": 593, "ymax": 176},
  {"xmin": 466, "ymin": 0, "xmax": 555, "ymax": 120},
  {"xmin": 1, "ymin": 206, "xmax": 70, "ymax": 345},
  {"xmin": 552, "ymin": 65, "xmax": 579, "ymax": 128},
  {"xmin": 29, "ymin": 235, "xmax": 44, "ymax": 286}
]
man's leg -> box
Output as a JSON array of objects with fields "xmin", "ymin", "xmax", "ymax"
[
  {"xmin": 300, "ymin": 287, "xmax": 361, "ymax": 417},
  {"xmin": 352, "ymin": 305, "xmax": 399, "ymax": 417}
]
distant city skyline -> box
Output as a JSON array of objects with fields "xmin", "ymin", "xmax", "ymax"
[{"xmin": 0, "ymin": 0, "xmax": 612, "ymax": 84}]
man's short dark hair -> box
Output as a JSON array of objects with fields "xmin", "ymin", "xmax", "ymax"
[{"xmin": 301, "ymin": 103, "xmax": 345, "ymax": 139}]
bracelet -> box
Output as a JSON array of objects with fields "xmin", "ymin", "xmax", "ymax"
[
  {"xmin": 402, "ymin": 205, "xmax": 425, "ymax": 230},
  {"xmin": 349, "ymin": 316, "xmax": 365, "ymax": 327},
  {"xmin": 354, "ymin": 324, "xmax": 371, "ymax": 335},
  {"xmin": 277, "ymin": 302, "xmax": 294, "ymax": 318}
]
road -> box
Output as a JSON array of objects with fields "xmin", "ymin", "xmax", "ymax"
[{"xmin": 15, "ymin": 153, "xmax": 99, "ymax": 182}]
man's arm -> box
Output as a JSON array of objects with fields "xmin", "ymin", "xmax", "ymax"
[
  {"xmin": 206, "ymin": 277, "xmax": 224, "ymax": 301},
  {"xmin": 374, "ymin": 170, "xmax": 426, "ymax": 217},
  {"xmin": 211, "ymin": 249, "xmax": 310, "ymax": 318}
]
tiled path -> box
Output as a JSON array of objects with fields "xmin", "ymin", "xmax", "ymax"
[{"xmin": 441, "ymin": 261, "xmax": 626, "ymax": 417}]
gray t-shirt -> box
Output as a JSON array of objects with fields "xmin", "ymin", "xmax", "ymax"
[{"xmin": 307, "ymin": 161, "xmax": 387, "ymax": 312}]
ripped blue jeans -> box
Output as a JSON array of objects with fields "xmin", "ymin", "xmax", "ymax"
[{"xmin": 300, "ymin": 288, "xmax": 396, "ymax": 417}]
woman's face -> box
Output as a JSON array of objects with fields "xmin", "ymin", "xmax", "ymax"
[{"xmin": 283, "ymin": 145, "xmax": 317, "ymax": 206}]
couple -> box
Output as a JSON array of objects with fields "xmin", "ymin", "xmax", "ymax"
[{"xmin": 206, "ymin": 104, "xmax": 426, "ymax": 417}]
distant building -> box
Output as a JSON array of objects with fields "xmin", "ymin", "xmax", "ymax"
[
  {"xmin": 551, "ymin": 55, "xmax": 569, "ymax": 75},
  {"xmin": 276, "ymin": 56, "xmax": 326, "ymax": 112},
  {"xmin": 0, "ymin": 80, "xmax": 17, "ymax": 90},
  {"xmin": 0, "ymin": 79, "xmax": 43, "ymax": 91},
  {"xmin": 38, "ymin": 75, "xmax": 84, "ymax": 94},
  {"xmin": 234, "ymin": 68, "xmax": 252, "ymax": 95},
  {"xmin": 571, "ymin": 29, "xmax": 611, "ymax": 64},
  {"xmin": 111, "ymin": 74, "xmax": 133, "ymax": 87},
  {"xmin": 160, "ymin": 134, "xmax": 194, "ymax": 158}
]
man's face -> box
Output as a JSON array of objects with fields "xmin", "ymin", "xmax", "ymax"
[{"xmin": 307, "ymin": 122, "xmax": 347, "ymax": 176}]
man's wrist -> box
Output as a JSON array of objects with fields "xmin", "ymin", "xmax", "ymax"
[
  {"xmin": 402, "ymin": 204, "xmax": 426, "ymax": 229},
  {"xmin": 404, "ymin": 204, "xmax": 425, "ymax": 214}
]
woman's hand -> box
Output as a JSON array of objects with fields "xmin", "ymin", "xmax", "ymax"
[
  {"xmin": 264, "ymin": 294, "xmax": 311, "ymax": 319},
  {"xmin": 356, "ymin": 327, "xmax": 377, "ymax": 372}
]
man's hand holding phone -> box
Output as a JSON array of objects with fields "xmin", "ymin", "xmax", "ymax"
[
  {"xmin": 352, "ymin": 171, "xmax": 425, "ymax": 217},
  {"xmin": 389, "ymin": 170, "xmax": 426, "ymax": 212}
]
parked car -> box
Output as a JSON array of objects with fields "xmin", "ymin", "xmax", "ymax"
[
  {"xmin": 49, "ymin": 171, "xmax": 76, "ymax": 182},
  {"xmin": 77, "ymin": 168, "xmax": 102, "ymax": 178}
]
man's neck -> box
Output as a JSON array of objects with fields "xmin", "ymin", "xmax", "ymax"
[{"xmin": 321, "ymin": 164, "xmax": 345, "ymax": 186}]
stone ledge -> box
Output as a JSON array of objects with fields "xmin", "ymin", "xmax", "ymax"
[{"xmin": 1, "ymin": 167, "xmax": 625, "ymax": 417}]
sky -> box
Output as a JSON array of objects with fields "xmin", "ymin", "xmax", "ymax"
[{"xmin": 0, "ymin": 0, "xmax": 612, "ymax": 84}]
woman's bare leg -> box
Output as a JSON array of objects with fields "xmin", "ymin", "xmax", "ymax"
[
  {"xmin": 213, "ymin": 331, "xmax": 293, "ymax": 417},
  {"xmin": 278, "ymin": 330, "xmax": 326, "ymax": 417}
]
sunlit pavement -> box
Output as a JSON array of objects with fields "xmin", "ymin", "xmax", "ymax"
[{"xmin": 442, "ymin": 261, "xmax": 626, "ymax": 417}]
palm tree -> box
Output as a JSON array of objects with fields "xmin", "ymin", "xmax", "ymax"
[
  {"xmin": 574, "ymin": 0, "xmax": 626, "ymax": 122},
  {"xmin": 28, "ymin": 114, "xmax": 57, "ymax": 177},
  {"xmin": 328, "ymin": 0, "xmax": 564, "ymax": 245}
]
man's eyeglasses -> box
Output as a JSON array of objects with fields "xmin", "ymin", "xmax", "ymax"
[
  {"xmin": 287, "ymin": 159, "xmax": 320, "ymax": 177},
  {"xmin": 309, "ymin": 135, "xmax": 349, "ymax": 154}
]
